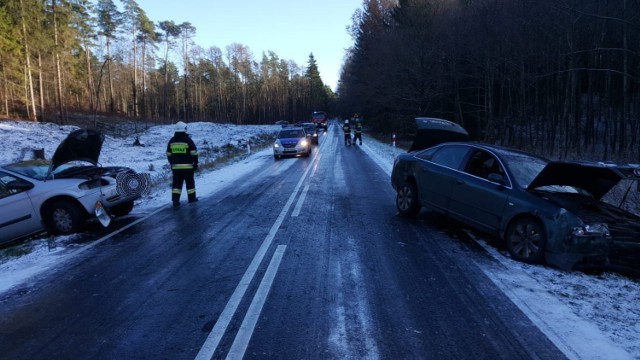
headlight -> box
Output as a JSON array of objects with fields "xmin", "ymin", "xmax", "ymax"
[
  {"xmin": 572, "ymin": 223, "xmax": 610, "ymax": 237},
  {"xmin": 79, "ymin": 178, "xmax": 103, "ymax": 190},
  {"xmin": 300, "ymin": 140, "xmax": 308, "ymax": 147},
  {"xmin": 273, "ymin": 143, "xmax": 280, "ymax": 148}
]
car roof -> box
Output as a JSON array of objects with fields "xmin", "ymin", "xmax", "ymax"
[
  {"xmin": 436, "ymin": 142, "xmax": 631, "ymax": 199},
  {"xmin": 278, "ymin": 127, "xmax": 306, "ymax": 137}
]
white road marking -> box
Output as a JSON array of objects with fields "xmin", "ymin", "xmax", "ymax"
[
  {"xmin": 291, "ymin": 185, "xmax": 310, "ymax": 217},
  {"xmin": 226, "ymin": 245, "xmax": 287, "ymax": 360},
  {"xmin": 472, "ymin": 238, "xmax": 634, "ymax": 360},
  {"xmin": 195, "ymin": 146, "xmax": 315, "ymax": 360},
  {"xmin": 290, "ymin": 128, "xmax": 330, "ymax": 217},
  {"xmin": 360, "ymin": 142, "xmax": 392, "ymax": 177}
]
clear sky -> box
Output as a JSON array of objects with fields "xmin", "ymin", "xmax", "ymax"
[{"xmin": 127, "ymin": 0, "xmax": 363, "ymax": 91}]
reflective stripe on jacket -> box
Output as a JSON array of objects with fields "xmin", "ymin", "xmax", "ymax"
[{"xmin": 167, "ymin": 132, "xmax": 198, "ymax": 171}]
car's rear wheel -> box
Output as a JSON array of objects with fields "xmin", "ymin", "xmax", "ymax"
[
  {"xmin": 396, "ymin": 181, "xmax": 420, "ymax": 217},
  {"xmin": 505, "ymin": 217, "xmax": 546, "ymax": 263},
  {"xmin": 110, "ymin": 200, "xmax": 134, "ymax": 217},
  {"xmin": 45, "ymin": 201, "xmax": 84, "ymax": 235}
]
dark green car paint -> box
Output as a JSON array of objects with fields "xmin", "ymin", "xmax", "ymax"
[{"xmin": 391, "ymin": 143, "xmax": 615, "ymax": 270}]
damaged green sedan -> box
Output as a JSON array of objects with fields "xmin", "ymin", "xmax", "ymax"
[{"xmin": 391, "ymin": 118, "xmax": 640, "ymax": 270}]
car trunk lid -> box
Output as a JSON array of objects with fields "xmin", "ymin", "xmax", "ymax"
[{"xmin": 409, "ymin": 117, "xmax": 470, "ymax": 152}]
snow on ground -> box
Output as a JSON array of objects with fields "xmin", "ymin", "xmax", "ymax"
[{"xmin": 1, "ymin": 120, "xmax": 639, "ymax": 359}]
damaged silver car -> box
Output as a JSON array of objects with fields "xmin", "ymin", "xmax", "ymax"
[{"xmin": 0, "ymin": 129, "xmax": 149, "ymax": 245}]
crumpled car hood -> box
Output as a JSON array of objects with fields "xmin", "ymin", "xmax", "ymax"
[
  {"xmin": 409, "ymin": 117, "xmax": 470, "ymax": 152},
  {"xmin": 527, "ymin": 161, "xmax": 633, "ymax": 200},
  {"xmin": 50, "ymin": 129, "xmax": 104, "ymax": 172}
]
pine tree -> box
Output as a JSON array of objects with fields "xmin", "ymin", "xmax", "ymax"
[
  {"xmin": 95, "ymin": 0, "xmax": 121, "ymax": 114},
  {"xmin": 305, "ymin": 53, "xmax": 326, "ymax": 113}
]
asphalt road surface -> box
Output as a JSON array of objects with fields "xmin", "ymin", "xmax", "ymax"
[{"xmin": 0, "ymin": 124, "xmax": 567, "ymax": 359}]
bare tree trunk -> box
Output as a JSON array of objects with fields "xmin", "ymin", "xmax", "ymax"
[
  {"xmin": 621, "ymin": 0, "xmax": 635, "ymax": 155},
  {"xmin": 37, "ymin": 52, "xmax": 45, "ymax": 121},
  {"xmin": 163, "ymin": 46, "xmax": 169, "ymax": 122},
  {"xmin": 132, "ymin": 23, "xmax": 138, "ymax": 119},
  {"xmin": 84, "ymin": 43, "xmax": 95, "ymax": 112},
  {"xmin": 141, "ymin": 40, "xmax": 146, "ymax": 120},
  {"xmin": 1, "ymin": 58, "xmax": 8, "ymax": 117},
  {"xmin": 19, "ymin": 0, "xmax": 37, "ymax": 121},
  {"xmin": 52, "ymin": 0, "xmax": 65, "ymax": 123},
  {"xmin": 106, "ymin": 39, "xmax": 115, "ymax": 114}
]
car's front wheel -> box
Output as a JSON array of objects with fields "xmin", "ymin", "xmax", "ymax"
[
  {"xmin": 396, "ymin": 181, "xmax": 420, "ymax": 217},
  {"xmin": 45, "ymin": 201, "xmax": 85, "ymax": 235},
  {"xmin": 505, "ymin": 217, "xmax": 546, "ymax": 263}
]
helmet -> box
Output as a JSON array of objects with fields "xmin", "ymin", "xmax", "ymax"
[
  {"xmin": 344, "ymin": 119, "xmax": 349, "ymax": 124},
  {"xmin": 175, "ymin": 121, "xmax": 187, "ymax": 132}
]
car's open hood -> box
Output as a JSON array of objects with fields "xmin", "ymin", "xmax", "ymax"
[
  {"xmin": 527, "ymin": 161, "xmax": 640, "ymax": 199},
  {"xmin": 50, "ymin": 129, "xmax": 104, "ymax": 172},
  {"xmin": 409, "ymin": 117, "xmax": 470, "ymax": 152}
]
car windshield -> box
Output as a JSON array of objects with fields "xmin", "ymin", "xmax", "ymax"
[
  {"xmin": 5, "ymin": 159, "xmax": 52, "ymax": 180},
  {"xmin": 500, "ymin": 152, "xmax": 548, "ymax": 188},
  {"xmin": 278, "ymin": 129, "xmax": 305, "ymax": 138},
  {"xmin": 5, "ymin": 159, "xmax": 75, "ymax": 180}
]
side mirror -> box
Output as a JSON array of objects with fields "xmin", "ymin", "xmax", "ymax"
[{"xmin": 6, "ymin": 179, "xmax": 34, "ymax": 191}]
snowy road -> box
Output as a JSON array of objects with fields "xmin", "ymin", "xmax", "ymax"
[{"xmin": 0, "ymin": 124, "xmax": 567, "ymax": 359}]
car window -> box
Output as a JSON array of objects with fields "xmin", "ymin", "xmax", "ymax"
[
  {"xmin": 415, "ymin": 147, "xmax": 438, "ymax": 161},
  {"xmin": 501, "ymin": 153, "xmax": 548, "ymax": 187},
  {"xmin": 0, "ymin": 171, "xmax": 27, "ymax": 199},
  {"xmin": 279, "ymin": 129, "xmax": 305, "ymax": 138},
  {"xmin": 430, "ymin": 145, "xmax": 468, "ymax": 169},
  {"xmin": 5, "ymin": 159, "xmax": 50, "ymax": 180},
  {"xmin": 465, "ymin": 150, "xmax": 506, "ymax": 181}
]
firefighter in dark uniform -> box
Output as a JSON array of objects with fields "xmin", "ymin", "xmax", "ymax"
[
  {"xmin": 343, "ymin": 119, "xmax": 352, "ymax": 146},
  {"xmin": 353, "ymin": 114, "xmax": 363, "ymax": 145},
  {"xmin": 167, "ymin": 121, "xmax": 198, "ymax": 207}
]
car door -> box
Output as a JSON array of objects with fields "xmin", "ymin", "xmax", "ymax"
[
  {"xmin": 415, "ymin": 145, "xmax": 469, "ymax": 212},
  {"xmin": 447, "ymin": 149, "xmax": 511, "ymax": 233},
  {"xmin": 0, "ymin": 172, "xmax": 41, "ymax": 244}
]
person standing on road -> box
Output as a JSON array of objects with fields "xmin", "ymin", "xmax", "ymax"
[
  {"xmin": 343, "ymin": 119, "xmax": 352, "ymax": 146},
  {"xmin": 353, "ymin": 114, "xmax": 363, "ymax": 146},
  {"xmin": 167, "ymin": 121, "xmax": 199, "ymax": 207}
]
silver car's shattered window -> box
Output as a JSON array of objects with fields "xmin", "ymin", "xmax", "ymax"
[
  {"xmin": 5, "ymin": 160, "xmax": 74, "ymax": 181},
  {"xmin": 5, "ymin": 160, "xmax": 50, "ymax": 180}
]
